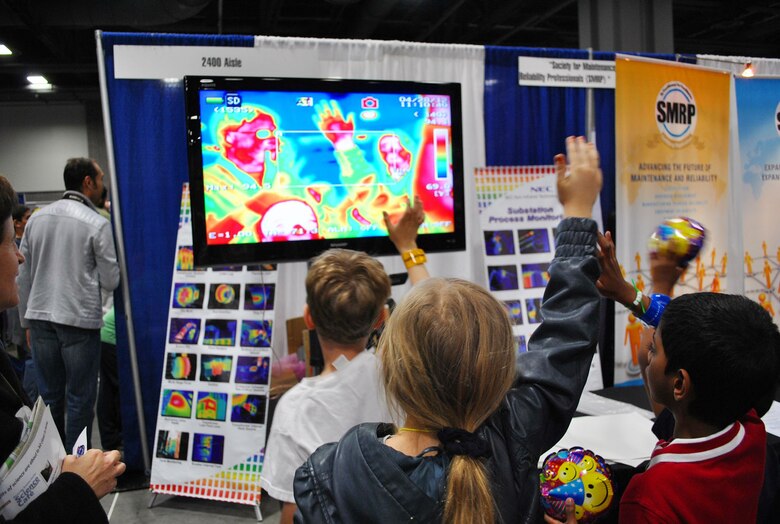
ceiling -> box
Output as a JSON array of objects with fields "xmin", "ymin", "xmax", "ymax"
[{"xmin": 0, "ymin": 0, "xmax": 778, "ymax": 104}]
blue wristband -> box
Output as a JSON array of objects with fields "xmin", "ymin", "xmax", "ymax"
[{"xmin": 640, "ymin": 293, "xmax": 671, "ymax": 327}]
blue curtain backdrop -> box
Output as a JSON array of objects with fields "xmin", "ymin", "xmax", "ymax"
[
  {"xmin": 483, "ymin": 47, "xmax": 693, "ymax": 386},
  {"xmin": 101, "ymin": 32, "xmax": 254, "ymax": 471}
]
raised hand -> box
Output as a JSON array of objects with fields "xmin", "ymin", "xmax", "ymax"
[
  {"xmin": 382, "ymin": 196, "xmax": 424, "ymax": 253},
  {"xmin": 649, "ymin": 252, "xmax": 684, "ymax": 296},
  {"xmin": 596, "ymin": 231, "xmax": 635, "ymax": 305},
  {"xmin": 314, "ymin": 101, "xmax": 355, "ymax": 151},
  {"xmin": 554, "ymin": 136, "xmax": 602, "ymax": 218}
]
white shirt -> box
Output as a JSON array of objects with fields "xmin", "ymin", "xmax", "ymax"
[{"xmin": 261, "ymin": 350, "xmax": 393, "ymax": 503}]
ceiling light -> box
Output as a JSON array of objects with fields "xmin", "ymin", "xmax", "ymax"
[
  {"xmin": 27, "ymin": 83, "xmax": 53, "ymax": 91},
  {"xmin": 27, "ymin": 75, "xmax": 49, "ymax": 85},
  {"xmin": 741, "ymin": 62, "xmax": 755, "ymax": 78},
  {"xmin": 0, "ymin": 45, "xmax": 11, "ymax": 56}
]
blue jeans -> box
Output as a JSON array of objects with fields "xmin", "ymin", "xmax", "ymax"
[
  {"xmin": 22, "ymin": 357, "xmax": 38, "ymax": 402},
  {"xmin": 30, "ymin": 320, "xmax": 101, "ymax": 451}
]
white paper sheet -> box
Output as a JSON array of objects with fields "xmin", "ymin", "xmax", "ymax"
[
  {"xmin": 761, "ymin": 401, "xmax": 780, "ymax": 438},
  {"xmin": 576, "ymin": 391, "xmax": 654, "ymax": 419},
  {"xmin": 539, "ymin": 412, "xmax": 658, "ymax": 468}
]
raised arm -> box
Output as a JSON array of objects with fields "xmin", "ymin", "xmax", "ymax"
[
  {"xmin": 502, "ymin": 137, "xmax": 602, "ymax": 455},
  {"xmin": 596, "ymin": 232, "xmax": 683, "ymax": 317},
  {"xmin": 383, "ymin": 196, "xmax": 429, "ymax": 286}
]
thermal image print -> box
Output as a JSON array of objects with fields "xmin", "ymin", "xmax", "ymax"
[
  {"xmin": 246, "ymin": 264, "xmax": 277, "ymax": 272},
  {"xmin": 156, "ymin": 430, "xmax": 189, "ymax": 461},
  {"xmin": 200, "ymin": 355, "xmax": 233, "ymax": 383},
  {"xmin": 192, "ymin": 433, "xmax": 225, "ymax": 464},
  {"xmin": 517, "ymin": 229, "xmax": 551, "ymax": 254},
  {"xmin": 165, "ymin": 353, "xmax": 197, "ymax": 381},
  {"xmin": 488, "ymin": 265, "xmax": 519, "ymax": 291},
  {"xmin": 210, "ymin": 265, "xmax": 243, "ymax": 272},
  {"xmin": 484, "ymin": 230, "xmax": 515, "ymax": 256},
  {"xmin": 503, "ymin": 300, "xmax": 524, "ymax": 325},
  {"xmin": 161, "ymin": 389, "xmax": 193, "ymax": 418},
  {"xmin": 515, "ymin": 335, "xmax": 528, "ymax": 355},
  {"xmin": 202, "ymin": 319, "xmax": 237, "ymax": 346},
  {"xmin": 525, "ymin": 298, "xmax": 544, "ymax": 325},
  {"xmin": 208, "ymin": 283, "xmax": 240, "ymax": 310},
  {"xmin": 172, "ymin": 283, "xmax": 205, "ymax": 309},
  {"xmin": 240, "ymin": 320, "xmax": 273, "ymax": 348},
  {"xmin": 196, "ymin": 392, "xmax": 228, "ymax": 421},
  {"xmin": 235, "ymin": 356, "xmax": 270, "ymax": 385},
  {"xmin": 244, "ymin": 284, "xmax": 275, "ymax": 311},
  {"xmin": 169, "ymin": 318, "xmax": 201, "ymax": 345},
  {"xmin": 231, "ymin": 394, "xmax": 267, "ymax": 424},
  {"xmin": 522, "ymin": 263, "xmax": 551, "ymax": 289},
  {"xmin": 176, "ymin": 246, "xmax": 195, "ymax": 271}
]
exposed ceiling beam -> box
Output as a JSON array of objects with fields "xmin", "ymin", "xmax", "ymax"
[
  {"xmin": 416, "ymin": 0, "xmax": 469, "ymax": 41},
  {"xmin": 493, "ymin": 0, "xmax": 577, "ymax": 45}
]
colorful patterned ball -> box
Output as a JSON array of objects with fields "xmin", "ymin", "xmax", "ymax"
[
  {"xmin": 539, "ymin": 447, "xmax": 615, "ymax": 523},
  {"xmin": 647, "ymin": 217, "xmax": 706, "ymax": 265}
]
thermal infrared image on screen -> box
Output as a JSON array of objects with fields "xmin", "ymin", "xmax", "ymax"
[{"xmin": 198, "ymin": 89, "xmax": 456, "ymax": 245}]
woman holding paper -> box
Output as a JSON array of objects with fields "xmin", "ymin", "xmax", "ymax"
[{"xmin": 0, "ymin": 175, "xmax": 124, "ymax": 523}]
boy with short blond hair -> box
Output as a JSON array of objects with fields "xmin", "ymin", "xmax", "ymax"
[{"xmin": 263, "ymin": 200, "xmax": 426, "ymax": 524}]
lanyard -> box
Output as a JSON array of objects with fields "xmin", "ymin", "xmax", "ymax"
[{"xmin": 61, "ymin": 191, "xmax": 93, "ymax": 209}]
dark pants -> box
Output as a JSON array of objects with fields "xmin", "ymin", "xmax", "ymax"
[
  {"xmin": 31, "ymin": 320, "xmax": 101, "ymax": 450},
  {"xmin": 97, "ymin": 341, "xmax": 123, "ymax": 451}
]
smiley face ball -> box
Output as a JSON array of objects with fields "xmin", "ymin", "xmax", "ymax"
[{"xmin": 539, "ymin": 447, "xmax": 615, "ymax": 523}]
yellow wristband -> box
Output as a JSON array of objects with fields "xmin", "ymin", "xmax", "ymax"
[{"xmin": 402, "ymin": 248, "xmax": 426, "ymax": 268}]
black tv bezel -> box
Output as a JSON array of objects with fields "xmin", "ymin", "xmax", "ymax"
[{"xmin": 184, "ymin": 75, "xmax": 466, "ymax": 266}]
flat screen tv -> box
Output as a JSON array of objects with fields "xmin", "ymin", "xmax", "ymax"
[{"xmin": 184, "ymin": 76, "xmax": 465, "ymax": 266}]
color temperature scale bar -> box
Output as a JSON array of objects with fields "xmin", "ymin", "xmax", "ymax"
[{"xmin": 474, "ymin": 166, "xmax": 555, "ymax": 209}]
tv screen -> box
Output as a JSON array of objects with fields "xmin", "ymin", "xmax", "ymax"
[{"xmin": 184, "ymin": 76, "xmax": 465, "ymax": 265}]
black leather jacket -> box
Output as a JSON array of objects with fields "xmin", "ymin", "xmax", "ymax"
[{"xmin": 294, "ymin": 217, "xmax": 600, "ymax": 524}]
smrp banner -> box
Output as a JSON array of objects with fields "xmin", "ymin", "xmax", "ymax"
[
  {"xmin": 614, "ymin": 57, "xmax": 730, "ymax": 385},
  {"xmin": 735, "ymin": 78, "xmax": 780, "ymax": 324}
]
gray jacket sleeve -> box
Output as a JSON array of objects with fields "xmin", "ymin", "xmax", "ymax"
[
  {"xmin": 16, "ymin": 234, "xmax": 31, "ymax": 330},
  {"xmin": 93, "ymin": 220, "xmax": 120, "ymax": 293}
]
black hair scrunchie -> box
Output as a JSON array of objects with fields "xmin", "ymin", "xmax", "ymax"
[{"xmin": 437, "ymin": 427, "xmax": 491, "ymax": 459}]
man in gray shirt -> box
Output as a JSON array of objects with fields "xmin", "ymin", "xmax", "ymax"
[{"xmin": 17, "ymin": 158, "xmax": 120, "ymax": 450}]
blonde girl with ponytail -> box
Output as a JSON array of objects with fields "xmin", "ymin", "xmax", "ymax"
[{"xmin": 294, "ymin": 137, "xmax": 603, "ymax": 523}]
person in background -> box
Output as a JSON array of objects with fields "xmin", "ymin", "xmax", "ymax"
[
  {"xmin": 0, "ymin": 175, "xmax": 124, "ymax": 523},
  {"xmin": 96, "ymin": 305, "xmax": 122, "ymax": 453},
  {"xmin": 17, "ymin": 158, "xmax": 120, "ymax": 450}
]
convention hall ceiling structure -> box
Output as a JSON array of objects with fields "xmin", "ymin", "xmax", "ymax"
[{"xmin": 0, "ymin": 0, "xmax": 778, "ymax": 102}]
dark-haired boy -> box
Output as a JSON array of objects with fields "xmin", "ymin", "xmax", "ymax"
[{"xmin": 618, "ymin": 293, "xmax": 780, "ymax": 523}]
